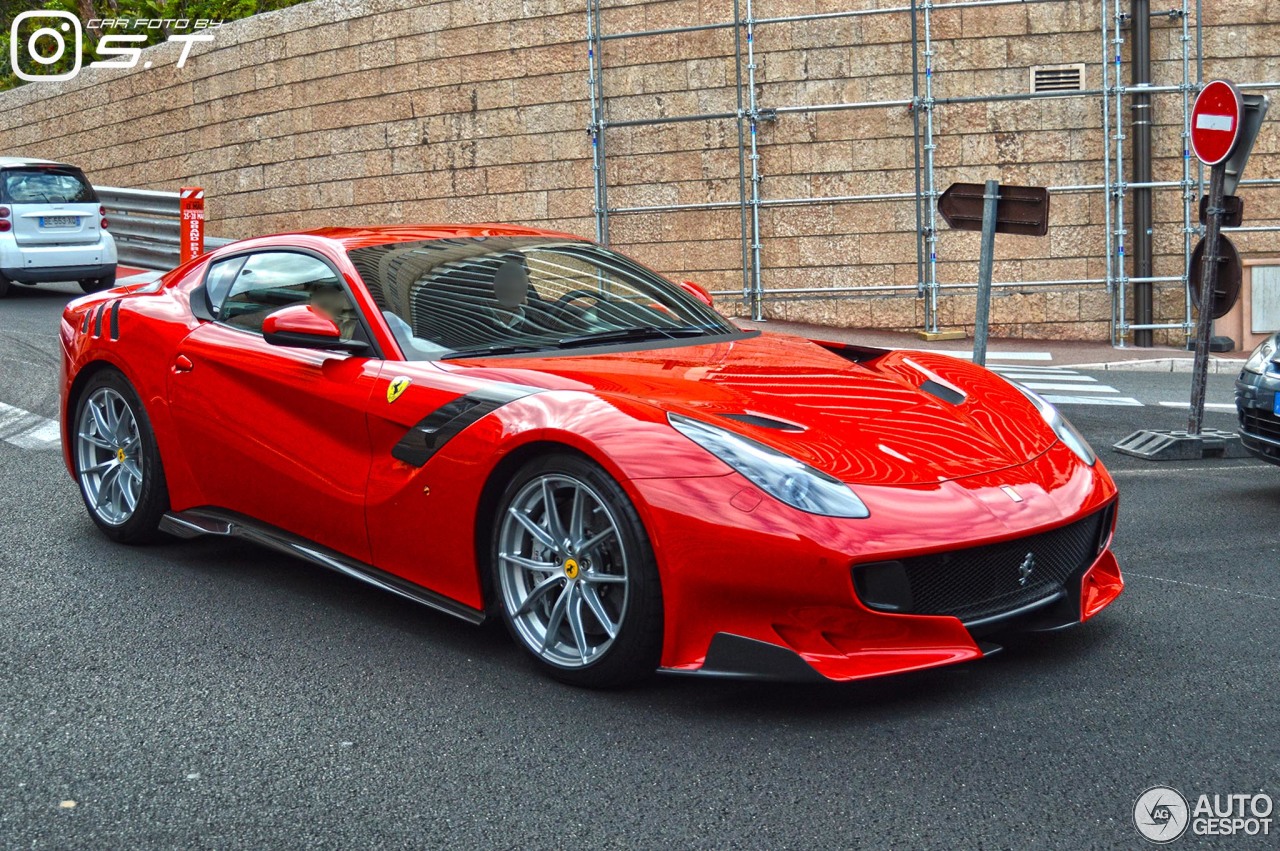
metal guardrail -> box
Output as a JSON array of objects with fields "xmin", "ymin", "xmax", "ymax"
[{"xmin": 97, "ymin": 186, "xmax": 232, "ymax": 270}]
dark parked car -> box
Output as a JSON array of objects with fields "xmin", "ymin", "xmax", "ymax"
[{"xmin": 1236, "ymin": 332, "xmax": 1280, "ymax": 464}]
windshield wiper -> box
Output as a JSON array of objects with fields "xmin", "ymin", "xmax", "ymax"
[
  {"xmin": 442, "ymin": 343, "xmax": 546, "ymax": 359},
  {"xmin": 556, "ymin": 326, "xmax": 714, "ymax": 348}
]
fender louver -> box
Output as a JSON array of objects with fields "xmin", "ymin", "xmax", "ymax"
[{"xmin": 85, "ymin": 301, "xmax": 122, "ymax": 340}]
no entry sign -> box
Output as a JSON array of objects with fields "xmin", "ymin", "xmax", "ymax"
[{"xmin": 1191, "ymin": 80, "xmax": 1243, "ymax": 166}]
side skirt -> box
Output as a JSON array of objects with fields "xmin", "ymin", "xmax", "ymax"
[{"xmin": 160, "ymin": 508, "xmax": 487, "ymax": 625}]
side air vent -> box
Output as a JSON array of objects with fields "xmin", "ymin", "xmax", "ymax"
[
  {"xmin": 1030, "ymin": 63, "xmax": 1085, "ymax": 94},
  {"xmin": 720, "ymin": 413, "xmax": 806, "ymax": 433}
]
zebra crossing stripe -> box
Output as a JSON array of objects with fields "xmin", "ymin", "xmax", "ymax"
[
  {"xmin": 0, "ymin": 402, "xmax": 61, "ymax": 451},
  {"xmin": 1020, "ymin": 382, "xmax": 1122, "ymax": 393},
  {"xmin": 1042, "ymin": 394, "xmax": 1143, "ymax": 407},
  {"xmin": 1157, "ymin": 401, "xmax": 1237, "ymax": 413},
  {"xmin": 993, "ymin": 373, "xmax": 1095, "ymax": 383},
  {"xmin": 911, "ymin": 350, "xmax": 1054, "ymax": 362},
  {"xmin": 993, "ymin": 365, "xmax": 1143, "ymax": 407},
  {"xmin": 998, "ymin": 372, "xmax": 1098, "ymax": 382}
]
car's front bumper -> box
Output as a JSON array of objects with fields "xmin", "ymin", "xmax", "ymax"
[
  {"xmin": 637, "ymin": 440, "xmax": 1122, "ymax": 682},
  {"xmin": 1235, "ymin": 367, "xmax": 1280, "ymax": 465}
]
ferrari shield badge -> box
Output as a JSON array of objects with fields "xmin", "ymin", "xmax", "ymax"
[{"xmin": 387, "ymin": 376, "xmax": 412, "ymax": 404}]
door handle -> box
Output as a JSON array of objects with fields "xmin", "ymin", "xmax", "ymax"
[{"xmin": 173, "ymin": 355, "xmax": 194, "ymax": 374}]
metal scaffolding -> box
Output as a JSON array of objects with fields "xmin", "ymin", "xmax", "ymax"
[{"xmin": 585, "ymin": 0, "xmax": 1280, "ymax": 343}]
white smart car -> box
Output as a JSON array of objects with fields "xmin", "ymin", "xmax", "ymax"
[{"xmin": 0, "ymin": 157, "xmax": 117, "ymax": 297}]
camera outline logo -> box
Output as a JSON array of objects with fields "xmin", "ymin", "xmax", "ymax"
[
  {"xmin": 1135, "ymin": 786, "xmax": 1191, "ymax": 844},
  {"xmin": 10, "ymin": 11, "xmax": 83, "ymax": 82}
]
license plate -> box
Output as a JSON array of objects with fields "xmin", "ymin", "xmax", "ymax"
[
  {"xmin": 39, "ymin": 216, "xmax": 78, "ymax": 228},
  {"xmin": 1273, "ymin": 393, "xmax": 1280, "ymax": 417}
]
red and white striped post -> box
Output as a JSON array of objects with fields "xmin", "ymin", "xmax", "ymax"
[{"xmin": 179, "ymin": 187, "xmax": 205, "ymax": 265}]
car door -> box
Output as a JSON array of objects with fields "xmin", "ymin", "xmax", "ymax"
[{"xmin": 167, "ymin": 249, "xmax": 382, "ymax": 563}]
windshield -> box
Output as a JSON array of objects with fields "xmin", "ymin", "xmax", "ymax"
[
  {"xmin": 348, "ymin": 237, "xmax": 739, "ymax": 359},
  {"xmin": 1, "ymin": 167, "xmax": 97, "ymax": 204}
]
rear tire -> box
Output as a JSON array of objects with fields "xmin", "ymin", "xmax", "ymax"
[
  {"xmin": 72, "ymin": 369, "xmax": 169, "ymax": 544},
  {"xmin": 491, "ymin": 453, "xmax": 663, "ymax": 688},
  {"xmin": 0, "ymin": 274, "xmax": 10, "ymax": 298},
  {"xmin": 79, "ymin": 271, "xmax": 115, "ymax": 293}
]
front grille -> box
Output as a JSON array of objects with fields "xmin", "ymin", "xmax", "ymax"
[
  {"xmin": 1241, "ymin": 409, "xmax": 1280, "ymax": 443},
  {"xmin": 855, "ymin": 507, "xmax": 1111, "ymax": 625}
]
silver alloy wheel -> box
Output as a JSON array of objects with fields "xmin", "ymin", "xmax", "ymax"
[
  {"xmin": 75, "ymin": 386, "xmax": 143, "ymax": 526},
  {"xmin": 497, "ymin": 473, "xmax": 630, "ymax": 668}
]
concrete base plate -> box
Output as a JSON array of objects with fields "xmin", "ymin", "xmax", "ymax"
[
  {"xmin": 1113, "ymin": 428, "xmax": 1252, "ymax": 461},
  {"xmin": 916, "ymin": 330, "xmax": 967, "ymax": 342}
]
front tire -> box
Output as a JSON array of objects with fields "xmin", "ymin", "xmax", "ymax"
[
  {"xmin": 79, "ymin": 271, "xmax": 116, "ymax": 293},
  {"xmin": 72, "ymin": 370, "xmax": 169, "ymax": 543},
  {"xmin": 491, "ymin": 453, "xmax": 663, "ymax": 688}
]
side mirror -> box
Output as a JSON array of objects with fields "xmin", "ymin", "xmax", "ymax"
[
  {"xmin": 678, "ymin": 279, "xmax": 715, "ymax": 308},
  {"xmin": 262, "ymin": 305, "xmax": 368, "ymax": 354}
]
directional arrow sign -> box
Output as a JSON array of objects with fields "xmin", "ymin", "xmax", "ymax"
[
  {"xmin": 937, "ymin": 183, "xmax": 1050, "ymax": 236},
  {"xmin": 1191, "ymin": 79, "xmax": 1243, "ymax": 166}
]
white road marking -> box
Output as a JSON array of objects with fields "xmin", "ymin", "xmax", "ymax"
[
  {"xmin": 994, "ymin": 364, "xmax": 1144, "ymax": 406},
  {"xmin": 1021, "ymin": 382, "xmax": 1120, "ymax": 393},
  {"xmin": 989, "ymin": 364, "xmax": 1065, "ymax": 372},
  {"xmin": 1043, "ymin": 394, "xmax": 1143, "ymax": 406},
  {"xmin": 0, "ymin": 402, "xmax": 61, "ymax": 451},
  {"xmin": 998, "ymin": 372, "xmax": 1098, "ymax": 382},
  {"xmin": 1126, "ymin": 571, "xmax": 1279, "ymax": 603},
  {"xmin": 1157, "ymin": 401, "xmax": 1237, "ymax": 412},
  {"xmin": 1110, "ymin": 463, "xmax": 1260, "ymax": 476},
  {"xmin": 910, "ymin": 350, "xmax": 1054, "ymax": 361}
]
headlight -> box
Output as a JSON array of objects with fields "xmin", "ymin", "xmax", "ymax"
[
  {"xmin": 1243, "ymin": 335, "xmax": 1277, "ymax": 375},
  {"xmin": 1014, "ymin": 385, "xmax": 1096, "ymax": 467},
  {"xmin": 667, "ymin": 413, "xmax": 870, "ymax": 518}
]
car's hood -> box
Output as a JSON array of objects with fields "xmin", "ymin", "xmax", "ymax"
[{"xmin": 442, "ymin": 332, "xmax": 1057, "ymax": 486}]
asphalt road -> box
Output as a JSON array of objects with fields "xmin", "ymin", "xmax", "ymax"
[{"xmin": 2, "ymin": 282, "xmax": 1277, "ymax": 850}]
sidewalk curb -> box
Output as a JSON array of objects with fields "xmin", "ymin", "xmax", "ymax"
[{"xmin": 1069, "ymin": 357, "xmax": 1245, "ymax": 374}]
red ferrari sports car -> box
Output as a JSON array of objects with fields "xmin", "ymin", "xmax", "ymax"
[{"xmin": 59, "ymin": 224, "xmax": 1123, "ymax": 687}]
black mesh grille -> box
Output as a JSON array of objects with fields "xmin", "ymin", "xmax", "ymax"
[
  {"xmin": 862, "ymin": 508, "xmax": 1110, "ymax": 624},
  {"xmin": 1241, "ymin": 409, "xmax": 1280, "ymax": 443}
]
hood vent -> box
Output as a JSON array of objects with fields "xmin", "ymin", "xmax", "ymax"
[
  {"xmin": 920, "ymin": 379, "xmax": 965, "ymax": 406},
  {"xmin": 720, "ymin": 413, "xmax": 806, "ymax": 432},
  {"xmin": 904, "ymin": 357, "xmax": 968, "ymax": 405},
  {"xmin": 817, "ymin": 341, "xmax": 888, "ymax": 364}
]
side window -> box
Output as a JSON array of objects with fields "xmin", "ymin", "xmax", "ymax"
[{"xmin": 215, "ymin": 252, "xmax": 361, "ymax": 339}]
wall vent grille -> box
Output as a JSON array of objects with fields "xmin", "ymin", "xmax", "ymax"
[{"xmin": 1030, "ymin": 63, "xmax": 1086, "ymax": 93}]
